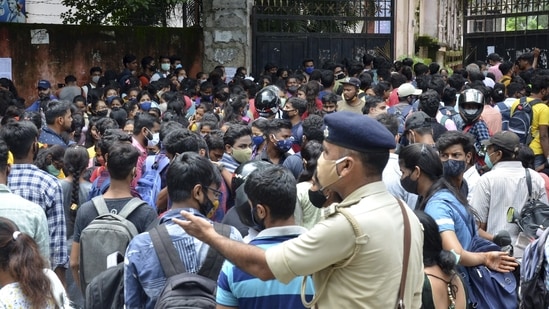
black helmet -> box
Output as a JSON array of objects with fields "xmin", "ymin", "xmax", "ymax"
[
  {"xmin": 458, "ymin": 88, "xmax": 484, "ymax": 124},
  {"xmin": 254, "ymin": 86, "xmax": 280, "ymax": 118},
  {"xmin": 232, "ymin": 160, "xmax": 272, "ymax": 227}
]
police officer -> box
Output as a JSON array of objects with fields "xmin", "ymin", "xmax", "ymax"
[{"xmin": 174, "ymin": 111, "xmax": 424, "ymax": 308}]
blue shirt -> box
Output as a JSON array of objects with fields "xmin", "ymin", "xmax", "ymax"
[
  {"xmin": 39, "ymin": 126, "xmax": 71, "ymax": 147},
  {"xmin": 8, "ymin": 164, "xmax": 67, "ymax": 268},
  {"xmin": 424, "ymin": 189, "xmax": 473, "ymax": 250},
  {"xmin": 124, "ymin": 208, "xmax": 242, "ymax": 309},
  {"xmin": 216, "ymin": 226, "xmax": 315, "ymax": 309}
]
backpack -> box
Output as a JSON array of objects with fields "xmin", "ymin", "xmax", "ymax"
[
  {"xmin": 79, "ymin": 196, "xmax": 146, "ymax": 293},
  {"xmin": 509, "ymin": 168, "xmax": 549, "ymax": 239},
  {"xmin": 84, "ymin": 259, "xmax": 125, "ymax": 309},
  {"xmin": 136, "ymin": 154, "xmax": 170, "ymax": 210},
  {"xmin": 509, "ymin": 97, "xmax": 542, "ymax": 145},
  {"xmin": 388, "ymin": 104, "xmax": 413, "ymax": 135},
  {"xmin": 449, "ymin": 200, "xmax": 518, "ymax": 309},
  {"xmin": 496, "ymin": 102, "xmax": 511, "ymax": 130},
  {"xmin": 88, "ymin": 176, "xmax": 110, "ymax": 201},
  {"xmin": 520, "ymin": 226, "xmax": 549, "ymax": 308},
  {"xmin": 149, "ymin": 222, "xmax": 231, "ymax": 309},
  {"xmin": 439, "ymin": 107, "xmax": 458, "ymax": 127}
]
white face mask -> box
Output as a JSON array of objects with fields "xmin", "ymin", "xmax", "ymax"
[
  {"xmin": 92, "ymin": 76, "xmax": 100, "ymax": 84},
  {"xmin": 161, "ymin": 63, "xmax": 171, "ymax": 72},
  {"xmin": 464, "ymin": 108, "xmax": 478, "ymax": 115},
  {"xmin": 178, "ymin": 76, "xmax": 185, "ymax": 83},
  {"xmin": 147, "ymin": 132, "xmax": 160, "ymax": 147}
]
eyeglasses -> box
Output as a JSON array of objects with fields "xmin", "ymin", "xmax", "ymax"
[{"xmin": 207, "ymin": 187, "xmax": 223, "ymax": 199}]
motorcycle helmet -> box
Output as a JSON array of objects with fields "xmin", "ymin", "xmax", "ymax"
[
  {"xmin": 255, "ymin": 86, "xmax": 281, "ymax": 118},
  {"xmin": 232, "ymin": 160, "xmax": 272, "ymax": 227},
  {"xmin": 458, "ymin": 88, "xmax": 484, "ymax": 124}
]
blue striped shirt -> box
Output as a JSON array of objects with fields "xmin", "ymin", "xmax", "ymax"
[
  {"xmin": 216, "ymin": 226, "xmax": 315, "ymax": 309},
  {"xmin": 124, "ymin": 208, "xmax": 242, "ymax": 309}
]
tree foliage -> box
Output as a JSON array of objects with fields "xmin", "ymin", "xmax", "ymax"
[{"xmin": 60, "ymin": 0, "xmax": 188, "ymax": 26}]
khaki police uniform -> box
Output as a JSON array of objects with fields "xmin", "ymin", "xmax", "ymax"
[{"xmin": 266, "ymin": 181, "xmax": 424, "ymax": 308}]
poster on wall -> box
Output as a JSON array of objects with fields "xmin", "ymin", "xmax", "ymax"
[{"xmin": 0, "ymin": 0, "xmax": 26, "ymax": 23}]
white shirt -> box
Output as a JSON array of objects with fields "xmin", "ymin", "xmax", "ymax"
[
  {"xmin": 463, "ymin": 166, "xmax": 480, "ymax": 204},
  {"xmin": 471, "ymin": 161, "xmax": 547, "ymax": 249}
]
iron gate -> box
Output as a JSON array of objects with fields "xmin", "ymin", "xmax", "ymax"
[
  {"xmin": 463, "ymin": 0, "xmax": 549, "ymax": 67},
  {"xmin": 252, "ymin": 0, "xmax": 395, "ymax": 75}
]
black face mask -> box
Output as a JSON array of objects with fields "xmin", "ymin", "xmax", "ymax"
[
  {"xmin": 287, "ymin": 86, "xmax": 299, "ymax": 94},
  {"xmin": 201, "ymin": 95, "xmax": 212, "ymax": 102},
  {"xmin": 282, "ymin": 110, "xmax": 291, "ymax": 119},
  {"xmin": 215, "ymin": 92, "xmax": 229, "ymax": 102},
  {"xmin": 335, "ymin": 72, "xmax": 346, "ymax": 80},
  {"xmin": 308, "ymin": 189, "xmax": 327, "ymax": 208},
  {"xmin": 400, "ymin": 175, "xmax": 418, "ymax": 195},
  {"xmin": 96, "ymin": 110, "xmax": 108, "ymax": 117}
]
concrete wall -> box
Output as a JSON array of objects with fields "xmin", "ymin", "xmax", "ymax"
[
  {"xmin": 202, "ymin": 0, "xmax": 252, "ymax": 73},
  {"xmin": 0, "ymin": 23, "xmax": 203, "ymax": 106},
  {"xmin": 394, "ymin": 0, "xmax": 418, "ymax": 58}
]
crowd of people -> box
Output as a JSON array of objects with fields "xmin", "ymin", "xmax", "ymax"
[{"xmin": 0, "ymin": 49, "xmax": 547, "ymax": 308}]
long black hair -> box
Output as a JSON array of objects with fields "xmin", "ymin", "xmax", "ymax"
[{"xmin": 399, "ymin": 143, "xmax": 470, "ymax": 211}]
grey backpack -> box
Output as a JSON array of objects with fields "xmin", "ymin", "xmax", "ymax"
[
  {"xmin": 150, "ymin": 222, "xmax": 231, "ymax": 309},
  {"xmin": 79, "ymin": 196, "xmax": 146, "ymax": 293}
]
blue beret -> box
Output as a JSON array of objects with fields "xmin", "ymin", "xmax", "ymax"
[{"xmin": 323, "ymin": 111, "xmax": 396, "ymax": 152}]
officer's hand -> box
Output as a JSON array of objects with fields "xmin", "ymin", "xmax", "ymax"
[
  {"xmin": 484, "ymin": 251, "xmax": 518, "ymax": 272},
  {"xmin": 172, "ymin": 210, "xmax": 216, "ymax": 242}
]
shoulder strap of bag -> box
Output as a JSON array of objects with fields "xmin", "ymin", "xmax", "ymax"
[
  {"xmin": 118, "ymin": 198, "xmax": 147, "ymax": 219},
  {"xmin": 301, "ymin": 204, "xmax": 367, "ymax": 308},
  {"xmin": 91, "ymin": 195, "xmax": 109, "ymax": 215},
  {"xmin": 197, "ymin": 222, "xmax": 231, "ymax": 280},
  {"xmin": 396, "ymin": 198, "xmax": 411, "ymax": 309},
  {"xmin": 525, "ymin": 168, "xmax": 533, "ymax": 200},
  {"xmin": 149, "ymin": 224, "xmax": 185, "ymax": 278}
]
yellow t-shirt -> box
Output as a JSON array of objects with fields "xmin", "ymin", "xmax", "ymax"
[{"xmin": 511, "ymin": 97, "xmax": 549, "ymax": 155}]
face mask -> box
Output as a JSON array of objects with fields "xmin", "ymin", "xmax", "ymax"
[
  {"xmin": 484, "ymin": 152, "xmax": 496, "ymax": 169},
  {"xmin": 252, "ymin": 135, "xmax": 265, "ymax": 147},
  {"xmin": 178, "ymin": 76, "xmax": 185, "ymax": 83},
  {"xmin": 464, "ymin": 108, "xmax": 478, "ymax": 115},
  {"xmin": 251, "ymin": 206, "xmax": 266, "ymax": 231},
  {"xmin": 282, "ymin": 110, "xmax": 291, "ymax": 119},
  {"xmin": 106, "ymin": 96, "xmax": 116, "ymax": 105},
  {"xmin": 232, "ymin": 147, "xmax": 252, "ymax": 164},
  {"xmin": 316, "ymin": 155, "xmax": 347, "ymax": 190},
  {"xmin": 200, "ymin": 192, "xmax": 219, "ymax": 219},
  {"xmin": 308, "ymin": 189, "xmax": 327, "ymax": 208},
  {"xmin": 442, "ymin": 159, "xmax": 466, "ymax": 178},
  {"xmin": 335, "ymin": 72, "xmax": 346, "ymax": 80},
  {"xmin": 400, "ymin": 175, "xmax": 418, "ymax": 195},
  {"xmin": 140, "ymin": 101, "xmax": 152, "ymax": 111},
  {"xmin": 96, "ymin": 110, "xmax": 108, "ymax": 117},
  {"xmin": 147, "ymin": 132, "xmax": 160, "ymax": 147},
  {"xmin": 201, "ymin": 95, "xmax": 212, "ymax": 102},
  {"xmin": 324, "ymin": 109, "xmax": 336, "ymax": 114},
  {"xmin": 305, "ymin": 67, "xmax": 315, "ymax": 75},
  {"xmin": 47, "ymin": 164, "xmax": 60, "ymax": 177},
  {"xmin": 92, "ymin": 76, "xmax": 100, "ymax": 84},
  {"xmin": 273, "ymin": 135, "xmax": 293, "ymax": 153},
  {"xmin": 482, "ymin": 70, "xmax": 488, "ymax": 77},
  {"xmin": 287, "ymin": 86, "xmax": 299, "ymax": 94},
  {"xmin": 280, "ymin": 97, "xmax": 287, "ymax": 107},
  {"xmin": 161, "ymin": 63, "xmax": 171, "ymax": 71}
]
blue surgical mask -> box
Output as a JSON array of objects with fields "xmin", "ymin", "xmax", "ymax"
[
  {"xmin": 305, "ymin": 67, "xmax": 314, "ymax": 75},
  {"xmin": 140, "ymin": 101, "xmax": 152, "ymax": 111},
  {"xmin": 252, "ymin": 135, "xmax": 265, "ymax": 147},
  {"xmin": 484, "ymin": 152, "xmax": 496, "ymax": 169}
]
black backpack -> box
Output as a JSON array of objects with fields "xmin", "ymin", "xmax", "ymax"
[
  {"xmin": 150, "ymin": 222, "xmax": 231, "ymax": 309},
  {"xmin": 509, "ymin": 97, "xmax": 542, "ymax": 145},
  {"xmin": 520, "ymin": 226, "xmax": 549, "ymax": 308},
  {"xmin": 84, "ymin": 256, "xmax": 125, "ymax": 309}
]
